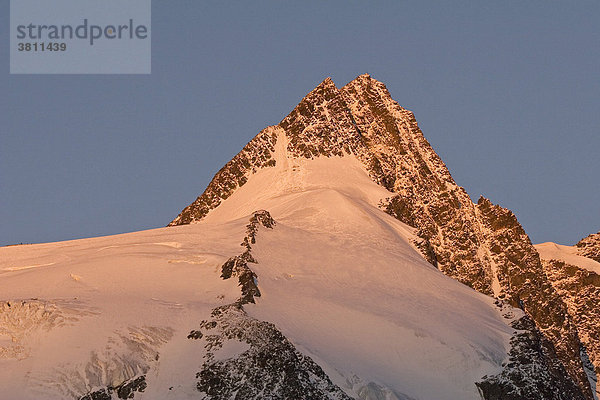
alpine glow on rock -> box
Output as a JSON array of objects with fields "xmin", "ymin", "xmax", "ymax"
[{"xmin": 1, "ymin": 75, "xmax": 598, "ymax": 400}]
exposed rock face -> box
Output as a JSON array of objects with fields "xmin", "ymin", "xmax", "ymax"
[
  {"xmin": 542, "ymin": 258, "xmax": 600, "ymax": 396},
  {"xmin": 341, "ymin": 76, "xmax": 496, "ymax": 295},
  {"xmin": 192, "ymin": 304, "xmax": 352, "ymax": 400},
  {"xmin": 477, "ymin": 315, "xmax": 586, "ymax": 400},
  {"xmin": 577, "ymin": 232, "xmax": 600, "ymax": 263},
  {"xmin": 187, "ymin": 211, "xmax": 352, "ymax": 400},
  {"xmin": 220, "ymin": 210, "xmax": 275, "ymax": 306},
  {"xmin": 475, "ymin": 198, "xmax": 588, "ymax": 393},
  {"xmin": 79, "ymin": 375, "xmax": 147, "ymax": 400},
  {"xmin": 169, "ymin": 74, "xmax": 592, "ymax": 398},
  {"xmin": 280, "ymin": 77, "xmax": 364, "ymax": 159}
]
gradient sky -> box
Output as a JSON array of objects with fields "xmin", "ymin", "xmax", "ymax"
[{"xmin": 1, "ymin": 1, "xmax": 599, "ymax": 246}]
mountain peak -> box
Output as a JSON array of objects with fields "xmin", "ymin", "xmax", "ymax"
[
  {"xmin": 278, "ymin": 76, "xmax": 362, "ymax": 159},
  {"xmin": 168, "ymin": 74, "xmax": 595, "ymax": 399},
  {"xmin": 319, "ymin": 76, "xmax": 336, "ymax": 88},
  {"xmin": 284, "ymin": 77, "xmax": 338, "ymax": 113},
  {"xmin": 342, "ymin": 73, "xmax": 388, "ymax": 94},
  {"xmin": 349, "ymin": 72, "xmax": 372, "ymax": 82},
  {"xmin": 345, "ymin": 72, "xmax": 372, "ymax": 85}
]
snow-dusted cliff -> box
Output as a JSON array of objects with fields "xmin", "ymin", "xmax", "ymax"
[
  {"xmin": 0, "ymin": 174, "xmax": 527, "ymax": 400},
  {"xmin": 536, "ymin": 241, "xmax": 600, "ymax": 399}
]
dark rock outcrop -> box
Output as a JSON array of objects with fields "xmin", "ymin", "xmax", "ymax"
[
  {"xmin": 475, "ymin": 197, "xmax": 589, "ymax": 395},
  {"xmin": 187, "ymin": 211, "xmax": 351, "ymax": 400},
  {"xmin": 477, "ymin": 316, "xmax": 586, "ymax": 400},
  {"xmin": 80, "ymin": 375, "xmax": 147, "ymax": 400},
  {"xmin": 219, "ymin": 210, "xmax": 275, "ymax": 305},
  {"xmin": 193, "ymin": 304, "xmax": 352, "ymax": 400}
]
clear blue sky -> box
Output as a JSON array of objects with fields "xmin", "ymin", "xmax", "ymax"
[{"xmin": 1, "ymin": 1, "xmax": 598, "ymax": 246}]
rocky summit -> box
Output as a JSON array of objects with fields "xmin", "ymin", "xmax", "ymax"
[{"xmin": 1, "ymin": 75, "xmax": 596, "ymax": 400}]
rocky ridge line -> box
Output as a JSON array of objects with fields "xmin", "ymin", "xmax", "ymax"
[{"xmin": 168, "ymin": 129, "xmax": 278, "ymax": 226}]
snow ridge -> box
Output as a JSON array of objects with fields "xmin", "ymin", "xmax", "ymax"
[{"xmin": 187, "ymin": 210, "xmax": 352, "ymax": 399}]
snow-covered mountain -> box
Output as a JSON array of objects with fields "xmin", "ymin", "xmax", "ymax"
[{"xmin": 1, "ymin": 75, "xmax": 596, "ymax": 400}]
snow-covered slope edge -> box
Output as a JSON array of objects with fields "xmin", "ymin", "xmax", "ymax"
[
  {"xmin": 0, "ymin": 221, "xmax": 247, "ymax": 399},
  {"xmin": 0, "ymin": 195, "xmax": 517, "ymax": 400},
  {"xmin": 0, "ymin": 150, "xmax": 587, "ymax": 399},
  {"xmin": 537, "ymin": 242, "xmax": 600, "ymax": 275}
]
